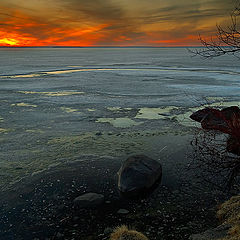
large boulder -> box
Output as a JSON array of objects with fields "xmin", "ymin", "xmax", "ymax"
[
  {"xmin": 117, "ymin": 155, "xmax": 162, "ymax": 196},
  {"xmin": 73, "ymin": 193, "xmax": 104, "ymax": 208},
  {"xmin": 190, "ymin": 106, "xmax": 240, "ymax": 134},
  {"xmin": 190, "ymin": 108, "xmax": 228, "ymax": 131}
]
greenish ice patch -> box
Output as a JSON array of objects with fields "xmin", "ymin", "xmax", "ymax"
[
  {"xmin": 96, "ymin": 117, "xmax": 143, "ymax": 128},
  {"xmin": 60, "ymin": 107, "xmax": 80, "ymax": 113},
  {"xmin": 11, "ymin": 103, "xmax": 37, "ymax": 108},
  {"xmin": 205, "ymin": 97, "xmax": 225, "ymax": 102},
  {"xmin": 25, "ymin": 129, "xmax": 44, "ymax": 134},
  {"xmin": 107, "ymin": 107, "xmax": 133, "ymax": 112},
  {"xmin": 135, "ymin": 107, "xmax": 178, "ymax": 120},
  {"xmin": 206, "ymin": 101, "xmax": 240, "ymax": 108},
  {"xmin": 103, "ymin": 100, "xmax": 240, "ymax": 128}
]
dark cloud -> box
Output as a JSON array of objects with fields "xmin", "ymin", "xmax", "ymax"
[
  {"xmin": 58, "ymin": 0, "xmax": 125, "ymax": 22},
  {"xmin": 134, "ymin": 0, "xmax": 233, "ymax": 24}
]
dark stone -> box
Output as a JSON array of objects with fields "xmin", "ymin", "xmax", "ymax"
[
  {"xmin": 117, "ymin": 155, "xmax": 162, "ymax": 196},
  {"xmin": 95, "ymin": 131, "xmax": 102, "ymax": 136},
  {"xmin": 117, "ymin": 209, "xmax": 129, "ymax": 214},
  {"xmin": 73, "ymin": 193, "xmax": 104, "ymax": 208}
]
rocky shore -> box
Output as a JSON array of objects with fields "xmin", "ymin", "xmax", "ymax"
[
  {"xmin": 0, "ymin": 104, "xmax": 239, "ymax": 239},
  {"xmin": 0, "ymin": 154, "xmax": 229, "ymax": 240}
]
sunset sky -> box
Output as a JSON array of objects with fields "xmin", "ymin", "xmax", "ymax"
[{"xmin": 0, "ymin": 0, "xmax": 234, "ymax": 47}]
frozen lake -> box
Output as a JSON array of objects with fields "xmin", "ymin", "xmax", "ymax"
[{"xmin": 0, "ymin": 47, "xmax": 239, "ymax": 239}]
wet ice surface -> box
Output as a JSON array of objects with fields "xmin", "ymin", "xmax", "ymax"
[{"xmin": 0, "ymin": 48, "xmax": 240, "ymax": 239}]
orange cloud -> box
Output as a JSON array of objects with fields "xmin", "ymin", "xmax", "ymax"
[
  {"xmin": 0, "ymin": 0, "xmax": 234, "ymax": 47},
  {"xmin": 0, "ymin": 38, "xmax": 19, "ymax": 46},
  {"xmin": 0, "ymin": 8, "xmax": 110, "ymax": 46}
]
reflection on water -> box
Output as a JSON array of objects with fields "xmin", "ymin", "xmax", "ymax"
[
  {"xmin": 190, "ymin": 130, "xmax": 240, "ymax": 192},
  {"xmin": 18, "ymin": 91, "xmax": 84, "ymax": 96},
  {"xmin": 1, "ymin": 67, "xmax": 240, "ymax": 79}
]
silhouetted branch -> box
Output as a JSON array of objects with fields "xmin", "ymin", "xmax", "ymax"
[{"xmin": 190, "ymin": 3, "xmax": 240, "ymax": 59}]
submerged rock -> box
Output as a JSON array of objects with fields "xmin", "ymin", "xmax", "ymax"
[
  {"xmin": 73, "ymin": 193, "xmax": 104, "ymax": 208},
  {"xmin": 117, "ymin": 155, "xmax": 162, "ymax": 196}
]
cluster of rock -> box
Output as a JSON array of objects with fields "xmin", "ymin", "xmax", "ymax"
[
  {"xmin": 73, "ymin": 155, "xmax": 162, "ymax": 209},
  {"xmin": 67, "ymin": 107, "xmax": 240, "ymax": 239},
  {"xmin": 190, "ymin": 106, "xmax": 240, "ymax": 155}
]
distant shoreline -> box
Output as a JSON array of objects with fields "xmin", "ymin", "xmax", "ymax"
[{"xmin": 0, "ymin": 46, "xmax": 203, "ymax": 49}]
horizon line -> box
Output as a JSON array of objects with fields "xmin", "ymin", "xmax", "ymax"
[{"xmin": 0, "ymin": 45, "xmax": 203, "ymax": 48}]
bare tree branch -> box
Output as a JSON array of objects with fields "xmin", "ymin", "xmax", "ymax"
[{"xmin": 190, "ymin": 3, "xmax": 240, "ymax": 59}]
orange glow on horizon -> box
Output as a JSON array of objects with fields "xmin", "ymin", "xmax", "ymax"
[{"xmin": 0, "ymin": 30, "xmax": 209, "ymax": 47}]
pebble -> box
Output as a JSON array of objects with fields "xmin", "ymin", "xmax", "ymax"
[
  {"xmin": 117, "ymin": 209, "xmax": 129, "ymax": 214},
  {"xmin": 73, "ymin": 193, "xmax": 104, "ymax": 208}
]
